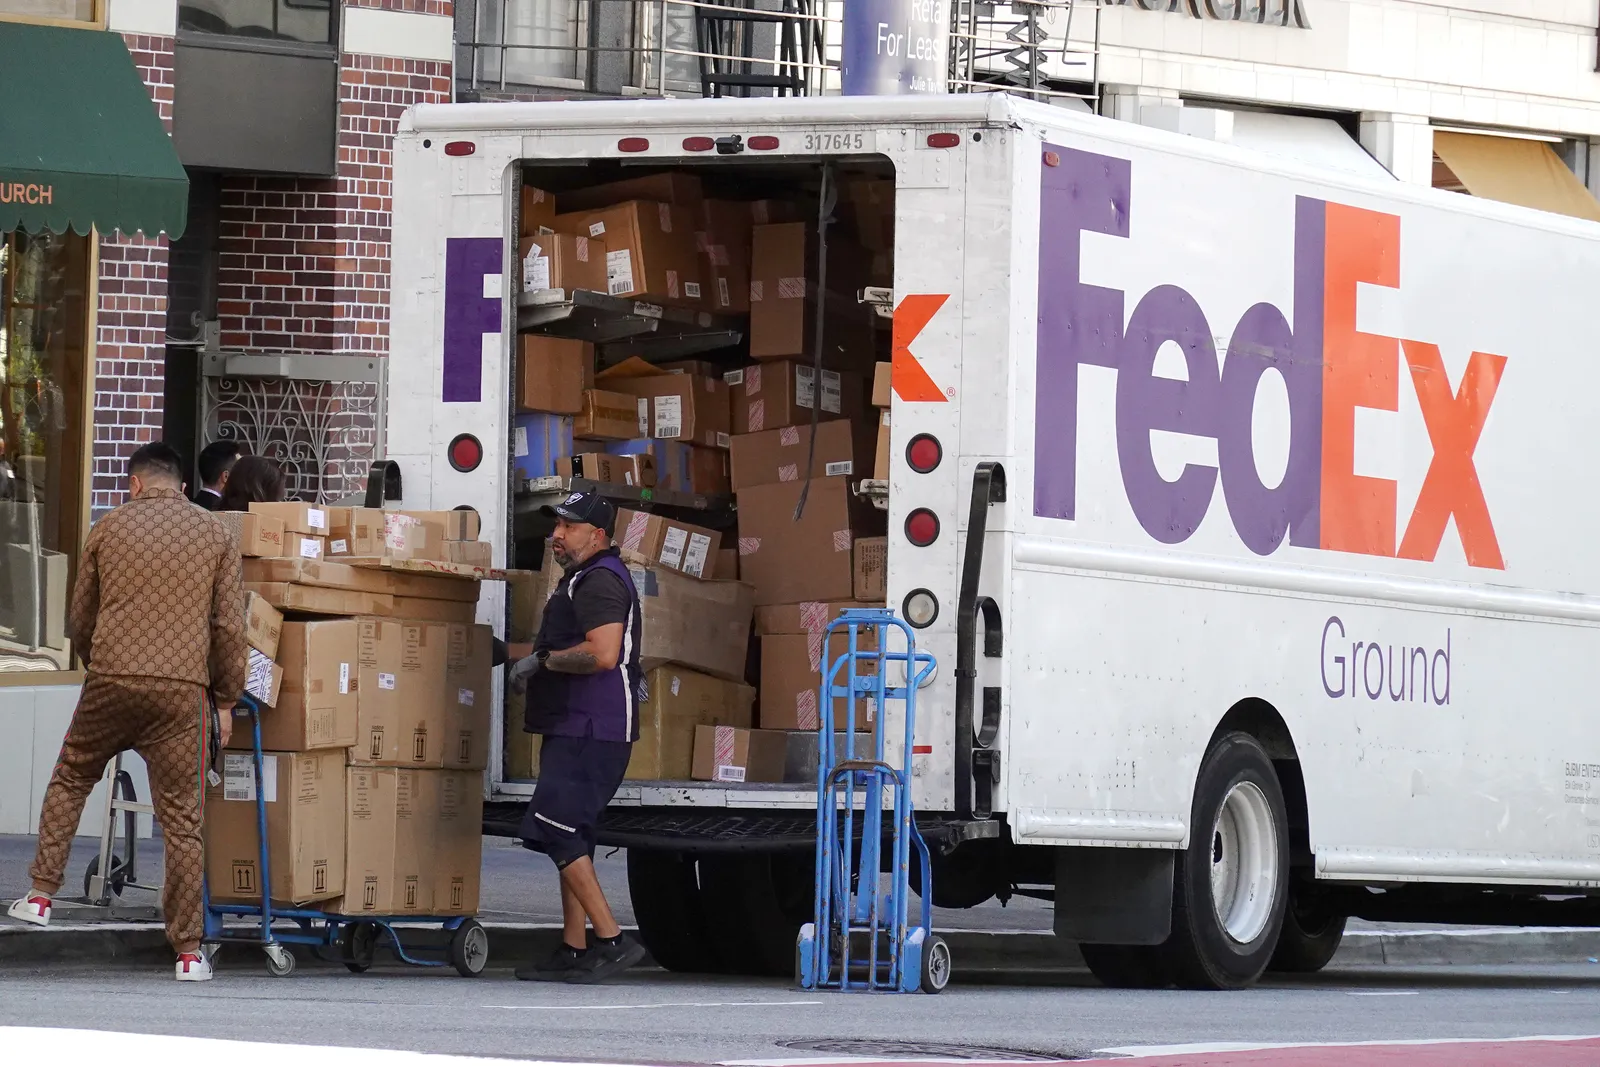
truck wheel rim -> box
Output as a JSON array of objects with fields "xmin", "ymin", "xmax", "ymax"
[{"xmin": 1209, "ymin": 781, "xmax": 1278, "ymax": 945}]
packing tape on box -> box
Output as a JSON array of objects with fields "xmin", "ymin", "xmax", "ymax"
[
  {"xmin": 833, "ymin": 529, "xmax": 853, "ymax": 552},
  {"xmin": 746, "ymin": 366, "xmax": 762, "ymax": 394},
  {"xmin": 749, "ymin": 400, "xmax": 765, "ymax": 432},
  {"xmin": 779, "ymin": 426, "xmax": 800, "ymax": 447},
  {"xmin": 796, "ymin": 689, "xmax": 820, "ymax": 730},
  {"xmin": 738, "ymin": 536, "xmax": 761, "ymax": 556},
  {"xmin": 750, "ymin": 280, "xmax": 764, "ymax": 302},
  {"xmin": 621, "ymin": 511, "xmax": 650, "ymax": 554},
  {"xmin": 777, "ymin": 277, "xmax": 806, "ymax": 299},
  {"xmin": 800, "ymin": 601, "xmax": 830, "ymax": 670},
  {"xmin": 779, "ymin": 463, "xmax": 799, "ymax": 482},
  {"xmin": 714, "ymin": 725, "xmax": 735, "ymax": 769}
]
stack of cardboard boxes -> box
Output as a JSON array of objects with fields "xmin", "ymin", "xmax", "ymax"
[
  {"xmin": 504, "ymin": 169, "xmax": 901, "ymax": 786},
  {"xmin": 205, "ymin": 504, "xmax": 493, "ymax": 916}
]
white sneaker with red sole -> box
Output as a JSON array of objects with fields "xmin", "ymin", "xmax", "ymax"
[
  {"xmin": 175, "ymin": 951, "xmax": 214, "ymax": 982},
  {"xmin": 6, "ymin": 895, "xmax": 51, "ymax": 927}
]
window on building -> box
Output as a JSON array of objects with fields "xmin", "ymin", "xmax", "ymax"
[
  {"xmin": 466, "ymin": 0, "xmax": 586, "ymax": 88},
  {"xmin": 0, "ymin": 0, "xmax": 97, "ymax": 22},
  {"xmin": 1, "ymin": 230, "xmax": 90, "ymax": 675},
  {"xmin": 178, "ymin": 0, "xmax": 336, "ymax": 46}
]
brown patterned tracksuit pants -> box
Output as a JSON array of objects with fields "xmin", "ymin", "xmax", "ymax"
[{"xmin": 30, "ymin": 674, "xmax": 211, "ymax": 951}]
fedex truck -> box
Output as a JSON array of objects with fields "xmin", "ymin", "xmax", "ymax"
[{"xmin": 388, "ymin": 94, "xmax": 1600, "ymax": 989}]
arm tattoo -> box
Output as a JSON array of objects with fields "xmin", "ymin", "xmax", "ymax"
[{"xmin": 544, "ymin": 649, "xmax": 601, "ymax": 675}]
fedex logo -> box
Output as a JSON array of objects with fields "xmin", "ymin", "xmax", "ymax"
[{"xmin": 1035, "ymin": 145, "xmax": 1507, "ymax": 569}]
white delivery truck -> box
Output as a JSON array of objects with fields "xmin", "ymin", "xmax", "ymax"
[{"xmin": 387, "ymin": 94, "xmax": 1600, "ymax": 989}]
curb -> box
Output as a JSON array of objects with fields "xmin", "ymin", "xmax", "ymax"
[{"xmin": 4, "ymin": 922, "xmax": 1598, "ymax": 971}]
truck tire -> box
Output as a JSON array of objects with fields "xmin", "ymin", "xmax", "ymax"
[
  {"xmin": 698, "ymin": 852, "xmax": 815, "ymax": 977},
  {"xmin": 1080, "ymin": 944, "xmax": 1171, "ymax": 989},
  {"xmin": 627, "ymin": 849, "xmax": 722, "ymax": 974},
  {"xmin": 1161, "ymin": 731, "xmax": 1289, "ymax": 990},
  {"xmin": 1269, "ymin": 893, "xmax": 1346, "ymax": 974}
]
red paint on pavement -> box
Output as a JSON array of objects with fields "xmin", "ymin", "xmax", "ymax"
[{"xmin": 1076, "ymin": 1036, "xmax": 1600, "ymax": 1066}]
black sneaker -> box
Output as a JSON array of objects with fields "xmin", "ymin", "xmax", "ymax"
[
  {"xmin": 515, "ymin": 943, "xmax": 588, "ymax": 982},
  {"xmin": 563, "ymin": 933, "xmax": 645, "ymax": 984}
]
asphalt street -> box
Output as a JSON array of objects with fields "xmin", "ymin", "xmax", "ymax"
[{"xmin": 0, "ymin": 959, "xmax": 1597, "ymax": 1063}]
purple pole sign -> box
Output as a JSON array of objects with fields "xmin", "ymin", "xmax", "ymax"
[{"xmin": 841, "ymin": 0, "xmax": 949, "ymax": 95}]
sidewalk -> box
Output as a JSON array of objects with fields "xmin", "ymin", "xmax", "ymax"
[{"xmin": 4, "ymin": 834, "xmax": 1599, "ymax": 970}]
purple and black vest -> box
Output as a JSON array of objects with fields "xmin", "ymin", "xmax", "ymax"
[{"xmin": 525, "ymin": 547, "xmax": 643, "ymax": 743}]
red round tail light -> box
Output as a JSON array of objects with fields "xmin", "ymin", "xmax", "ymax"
[
  {"xmin": 444, "ymin": 141, "xmax": 477, "ymax": 156},
  {"xmin": 906, "ymin": 433, "xmax": 942, "ymax": 474},
  {"xmin": 926, "ymin": 132, "xmax": 961, "ymax": 149},
  {"xmin": 905, "ymin": 508, "xmax": 940, "ymax": 547},
  {"xmin": 448, "ymin": 433, "xmax": 483, "ymax": 473}
]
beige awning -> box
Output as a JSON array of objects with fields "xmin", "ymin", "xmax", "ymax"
[{"xmin": 1432, "ymin": 130, "xmax": 1600, "ymax": 223}]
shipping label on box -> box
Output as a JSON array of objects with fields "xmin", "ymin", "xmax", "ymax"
[
  {"xmin": 616, "ymin": 509, "xmax": 721, "ymax": 579},
  {"xmin": 243, "ymin": 589, "xmax": 283, "ymax": 659},
  {"xmin": 853, "ymin": 536, "xmax": 887, "ymax": 602},
  {"xmin": 245, "ymin": 648, "xmax": 283, "ymax": 708},
  {"xmin": 205, "ymin": 749, "xmax": 345, "ymax": 905}
]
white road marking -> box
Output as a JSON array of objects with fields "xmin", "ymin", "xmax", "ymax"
[
  {"xmin": 487, "ymin": 999, "xmax": 824, "ymax": 1011},
  {"xmin": 1344, "ymin": 990, "xmax": 1421, "ymax": 996},
  {"xmin": 1095, "ymin": 1034, "xmax": 1600, "ymax": 1057}
]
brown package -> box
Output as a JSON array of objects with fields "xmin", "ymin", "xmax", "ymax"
[
  {"xmin": 517, "ymin": 335, "xmax": 591, "ymax": 414},
  {"xmin": 243, "ymin": 590, "xmax": 283, "ymax": 659},
  {"xmin": 575, "ymin": 388, "xmax": 647, "ymax": 440},
  {"xmin": 874, "ymin": 409, "xmax": 891, "ymax": 481},
  {"xmin": 748, "ymin": 222, "xmax": 874, "ymax": 365},
  {"xmin": 734, "ymin": 477, "xmax": 884, "ymax": 606},
  {"xmin": 353, "ymin": 619, "xmax": 449, "ymax": 767},
  {"xmin": 726, "ymin": 361, "xmax": 864, "ymax": 435},
  {"xmin": 690, "ymin": 445, "xmax": 731, "ymax": 494},
  {"xmin": 624, "ymin": 560, "xmax": 754, "ymax": 681},
  {"xmin": 843, "ymin": 178, "xmax": 894, "ymax": 253},
  {"xmin": 629, "ymin": 665, "xmax": 755, "ymax": 780},
  {"xmin": 616, "ymin": 508, "xmax": 722, "ymax": 579},
  {"xmin": 871, "ymin": 361, "xmax": 892, "ymax": 407},
  {"xmin": 557, "ymin": 173, "xmax": 704, "ymax": 215},
  {"xmin": 205, "ymin": 749, "xmax": 345, "ymax": 905},
  {"xmin": 853, "ymin": 536, "xmax": 887, "ymax": 601},
  {"xmin": 218, "ymin": 511, "xmax": 286, "ymax": 558},
  {"xmin": 230, "ymin": 620, "xmax": 359, "ymax": 752},
  {"xmin": 335, "ymin": 767, "xmax": 433, "ymax": 915},
  {"xmin": 698, "ymin": 199, "xmax": 753, "ymax": 314},
  {"xmin": 244, "ymin": 649, "xmax": 284, "ymax": 708},
  {"xmin": 691, "ymin": 725, "xmax": 788, "ymax": 783},
  {"xmin": 421, "ymin": 769, "xmax": 484, "ymax": 915},
  {"xmin": 760, "ymin": 631, "xmax": 877, "ymax": 731},
  {"xmin": 606, "ymin": 369, "xmax": 731, "ymax": 449},
  {"xmin": 713, "ymin": 547, "xmax": 739, "ymax": 580},
  {"xmin": 728, "ymin": 418, "xmax": 866, "ymax": 491},
  {"xmin": 754, "ymin": 599, "xmax": 882, "ymax": 636},
  {"xmin": 555, "ymin": 200, "xmax": 702, "ymax": 307},
  {"xmin": 518, "ymin": 232, "xmax": 607, "ymax": 294},
  {"xmin": 249, "ymin": 501, "xmax": 334, "ymax": 536},
  {"xmin": 442, "ymin": 623, "xmax": 493, "ymax": 771},
  {"xmin": 520, "ymin": 185, "xmax": 557, "ymax": 235}
]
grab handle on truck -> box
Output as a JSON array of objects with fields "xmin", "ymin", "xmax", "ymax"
[{"xmin": 955, "ymin": 462, "xmax": 1006, "ymax": 820}]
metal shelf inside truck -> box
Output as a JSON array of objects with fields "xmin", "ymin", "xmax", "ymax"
[
  {"xmin": 515, "ymin": 475, "xmax": 731, "ymax": 515},
  {"xmin": 516, "ymin": 288, "xmax": 743, "ymax": 360}
]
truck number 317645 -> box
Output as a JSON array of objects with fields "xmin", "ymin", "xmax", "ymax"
[{"xmin": 804, "ymin": 132, "xmax": 866, "ymax": 152}]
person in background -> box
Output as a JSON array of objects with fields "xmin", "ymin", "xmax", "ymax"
[
  {"xmin": 507, "ymin": 490, "xmax": 646, "ymax": 984},
  {"xmin": 192, "ymin": 440, "xmax": 243, "ymax": 511},
  {"xmin": 5, "ymin": 442, "xmax": 245, "ymax": 982},
  {"xmin": 219, "ymin": 454, "xmax": 285, "ymax": 512}
]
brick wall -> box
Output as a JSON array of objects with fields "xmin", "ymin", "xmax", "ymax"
[{"xmin": 91, "ymin": 33, "xmax": 175, "ymax": 518}]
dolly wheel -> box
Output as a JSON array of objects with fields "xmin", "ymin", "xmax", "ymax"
[
  {"xmin": 83, "ymin": 854, "xmax": 129, "ymax": 899},
  {"xmin": 450, "ymin": 919, "xmax": 489, "ymax": 977},
  {"xmin": 921, "ymin": 935, "xmax": 951, "ymax": 994},
  {"xmin": 263, "ymin": 943, "xmax": 295, "ymax": 977}
]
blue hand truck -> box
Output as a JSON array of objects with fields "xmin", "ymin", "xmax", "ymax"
[
  {"xmin": 796, "ymin": 608, "xmax": 950, "ymax": 994},
  {"xmin": 201, "ymin": 693, "xmax": 489, "ymax": 977}
]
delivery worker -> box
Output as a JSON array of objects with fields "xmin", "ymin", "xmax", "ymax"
[
  {"xmin": 5, "ymin": 441, "xmax": 246, "ymax": 982},
  {"xmin": 508, "ymin": 489, "xmax": 646, "ymax": 983}
]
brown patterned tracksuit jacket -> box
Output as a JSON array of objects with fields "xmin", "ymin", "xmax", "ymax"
[{"xmin": 29, "ymin": 486, "xmax": 246, "ymax": 950}]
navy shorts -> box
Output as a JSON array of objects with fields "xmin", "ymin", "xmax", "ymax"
[{"xmin": 520, "ymin": 733, "xmax": 632, "ymax": 867}]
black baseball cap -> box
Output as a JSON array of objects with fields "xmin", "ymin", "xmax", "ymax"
[{"xmin": 540, "ymin": 489, "xmax": 616, "ymax": 534}]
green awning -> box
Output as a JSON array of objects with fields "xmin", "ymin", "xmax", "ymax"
[{"xmin": 0, "ymin": 22, "xmax": 187, "ymax": 238}]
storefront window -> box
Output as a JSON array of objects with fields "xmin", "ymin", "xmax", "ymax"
[
  {"xmin": 0, "ymin": 0, "xmax": 97, "ymax": 22},
  {"xmin": 0, "ymin": 230, "xmax": 89, "ymax": 674},
  {"xmin": 178, "ymin": 0, "xmax": 335, "ymax": 45}
]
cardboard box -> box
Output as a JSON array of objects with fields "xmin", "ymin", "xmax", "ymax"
[
  {"xmin": 689, "ymin": 445, "xmax": 731, "ymax": 495},
  {"xmin": 519, "ymin": 232, "xmax": 608, "ymax": 294},
  {"xmin": 245, "ymin": 582, "xmax": 394, "ymax": 618},
  {"xmin": 285, "ymin": 534, "xmax": 326, "ymax": 561},
  {"xmin": 605, "ymin": 368, "xmax": 731, "ymax": 449},
  {"xmin": 249, "ymin": 501, "xmax": 334, "ymax": 536},
  {"xmin": 513, "ymin": 413, "xmax": 575, "ymax": 481},
  {"xmin": 218, "ymin": 511, "xmax": 286, "ymax": 557},
  {"xmin": 691, "ymin": 725, "xmax": 787, "ymax": 783},
  {"xmin": 337, "ymin": 767, "xmax": 432, "ymax": 915},
  {"xmin": 854, "ymin": 536, "xmax": 887, "ymax": 601},
  {"xmin": 328, "ymin": 508, "xmax": 387, "ymax": 558},
  {"xmin": 629, "ymin": 665, "xmax": 755, "ymax": 780},
  {"xmin": 871, "ymin": 361, "xmax": 892, "ymax": 408},
  {"xmin": 380, "ymin": 513, "xmax": 447, "ymax": 562},
  {"xmin": 517, "ymin": 335, "xmax": 590, "ymax": 414},
  {"xmin": 354, "ymin": 619, "xmax": 449, "ymax": 767},
  {"xmin": 402, "ymin": 510, "xmax": 482, "ymax": 543},
  {"xmin": 231, "ymin": 620, "xmax": 359, "ymax": 752},
  {"xmin": 245, "ymin": 648, "xmax": 284, "ymax": 708},
  {"xmin": 504, "ymin": 702, "xmax": 539, "ymax": 780},
  {"xmin": 446, "ymin": 540, "xmax": 494, "ymax": 567},
  {"xmin": 443, "ymin": 624, "xmax": 493, "ymax": 771},
  {"xmin": 520, "ymin": 185, "xmax": 556, "ymax": 235},
  {"xmin": 844, "ymin": 178, "xmax": 894, "ymax": 253},
  {"xmin": 874, "ymin": 409, "xmax": 890, "ymax": 481},
  {"xmin": 624, "ymin": 452, "xmax": 657, "ymax": 489},
  {"xmin": 749, "ymin": 198, "xmax": 799, "ymax": 226},
  {"xmin": 616, "ymin": 508, "xmax": 721, "ymax": 579},
  {"xmin": 754, "ymin": 599, "xmax": 882, "ymax": 637},
  {"xmin": 726, "ymin": 361, "xmax": 862, "ymax": 435},
  {"xmin": 243, "ymin": 590, "xmax": 283, "ymax": 659},
  {"xmin": 421, "ymin": 769, "xmax": 485, "ymax": 915},
  {"xmin": 760, "ymin": 631, "xmax": 878, "ymax": 731},
  {"xmin": 698, "ymin": 199, "xmax": 753, "ymax": 314},
  {"xmin": 657, "ymin": 359, "xmax": 723, "ymax": 378},
  {"xmin": 558, "ymin": 173, "xmax": 704, "ymax": 214},
  {"xmin": 391, "ymin": 596, "xmax": 478, "ymax": 625},
  {"xmin": 243, "ymin": 558, "xmax": 476, "ymax": 601},
  {"xmin": 575, "ymin": 389, "xmax": 646, "ymax": 441},
  {"xmin": 748, "ymin": 222, "xmax": 874, "ymax": 365},
  {"xmin": 205, "ymin": 749, "xmax": 345, "ymax": 905},
  {"xmin": 735, "ymin": 477, "xmax": 883, "ymax": 606},
  {"xmin": 554, "ymin": 200, "xmax": 703, "ymax": 306},
  {"xmin": 604, "ymin": 440, "xmax": 686, "ymax": 492},
  {"xmin": 625, "ymin": 561, "xmax": 754, "ymax": 681},
  {"xmin": 713, "ymin": 547, "xmax": 739, "ymax": 580},
  {"xmin": 506, "ymin": 569, "xmax": 544, "ymax": 642},
  {"xmin": 728, "ymin": 418, "xmax": 864, "ymax": 492}
]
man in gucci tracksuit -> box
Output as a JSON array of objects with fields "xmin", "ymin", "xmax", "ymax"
[
  {"xmin": 508, "ymin": 489, "xmax": 647, "ymax": 984},
  {"xmin": 6, "ymin": 441, "xmax": 246, "ymax": 982}
]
